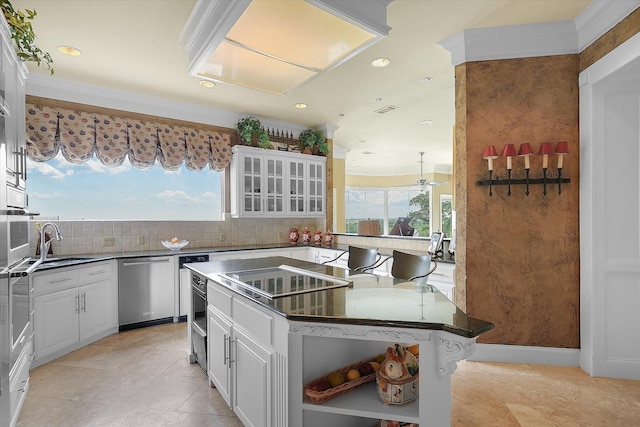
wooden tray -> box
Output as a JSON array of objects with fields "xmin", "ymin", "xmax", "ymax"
[{"xmin": 304, "ymin": 355, "xmax": 383, "ymax": 403}]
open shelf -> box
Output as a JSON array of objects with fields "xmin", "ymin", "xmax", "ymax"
[{"xmin": 302, "ymin": 382, "xmax": 419, "ymax": 422}]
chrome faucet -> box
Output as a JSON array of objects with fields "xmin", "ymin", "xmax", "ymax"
[{"xmin": 39, "ymin": 223, "xmax": 63, "ymax": 262}]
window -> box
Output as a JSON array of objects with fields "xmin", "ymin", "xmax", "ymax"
[
  {"xmin": 27, "ymin": 154, "xmax": 224, "ymax": 220},
  {"xmin": 344, "ymin": 189, "xmax": 384, "ymax": 233},
  {"xmin": 345, "ymin": 187, "xmax": 430, "ymax": 236},
  {"xmin": 440, "ymin": 194, "xmax": 453, "ymax": 238}
]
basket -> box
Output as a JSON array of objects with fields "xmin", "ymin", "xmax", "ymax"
[
  {"xmin": 376, "ymin": 370, "xmax": 419, "ymax": 405},
  {"xmin": 304, "ymin": 355, "xmax": 383, "ymax": 403}
]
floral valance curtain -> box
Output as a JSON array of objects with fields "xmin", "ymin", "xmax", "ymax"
[{"xmin": 25, "ymin": 104, "xmax": 232, "ymax": 171}]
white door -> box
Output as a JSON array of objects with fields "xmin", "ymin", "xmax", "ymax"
[
  {"xmin": 265, "ymin": 156, "xmax": 285, "ymax": 214},
  {"xmin": 79, "ymin": 280, "xmax": 115, "ymax": 339},
  {"xmin": 233, "ymin": 328, "xmax": 271, "ymax": 427},
  {"xmin": 580, "ymin": 32, "xmax": 640, "ymax": 379},
  {"xmin": 34, "ymin": 288, "xmax": 80, "ymax": 358},
  {"xmin": 207, "ymin": 306, "xmax": 232, "ymax": 405}
]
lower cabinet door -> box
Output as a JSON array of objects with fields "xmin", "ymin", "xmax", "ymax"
[
  {"xmin": 80, "ymin": 280, "xmax": 116, "ymax": 339},
  {"xmin": 233, "ymin": 328, "xmax": 272, "ymax": 427},
  {"xmin": 34, "ymin": 288, "xmax": 80, "ymax": 358},
  {"xmin": 207, "ymin": 306, "xmax": 232, "ymax": 405}
]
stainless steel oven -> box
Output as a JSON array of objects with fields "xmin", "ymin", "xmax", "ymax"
[
  {"xmin": 1, "ymin": 257, "xmax": 36, "ymax": 375},
  {"xmin": 190, "ymin": 272, "xmax": 207, "ymax": 372},
  {"xmin": 3, "ymin": 186, "xmax": 36, "ymax": 267}
]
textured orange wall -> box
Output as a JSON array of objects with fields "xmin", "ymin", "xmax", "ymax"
[
  {"xmin": 456, "ymin": 55, "xmax": 580, "ymax": 347},
  {"xmin": 580, "ymin": 7, "xmax": 640, "ymax": 72}
]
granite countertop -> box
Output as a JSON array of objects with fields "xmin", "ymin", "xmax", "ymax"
[
  {"xmin": 187, "ymin": 256, "xmax": 491, "ymax": 338},
  {"xmin": 31, "ymin": 242, "xmax": 454, "ymax": 271}
]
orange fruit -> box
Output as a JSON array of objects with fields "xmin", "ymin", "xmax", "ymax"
[
  {"xmin": 406, "ymin": 344, "xmax": 419, "ymax": 356},
  {"xmin": 346, "ymin": 369, "xmax": 361, "ymax": 381},
  {"xmin": 327, "ymin": 372, "xmax": 345, "ymax": 387},
  {"xmin": 369, "ymin": 361, "xmax": 380, "ymax": 372}
]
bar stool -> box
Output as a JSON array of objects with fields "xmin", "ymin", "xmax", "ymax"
[
  {"xmin": 389, "ymin": 250, "xmax": 438, "ymax": 283},
  {"xmin": 323, "ymin": 245, "xmax": 381, "ymax": 272}
]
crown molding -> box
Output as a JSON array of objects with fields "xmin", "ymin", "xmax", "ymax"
[
  {"xmin": 439, "ymin": 0, "xmax": 640, "ymax": 65},
  {"xmin": 439, "ymin": 21, "xmax": 578, "ymax": 66},
  {"xmin": 178, "ymin": 0, "xmax": 251, "ymax": 76},
  {"xmin": 332, "ymin": 145, "xmax": 348, "ymax": 160},
  {"xmin": 575, "ymin": 0, "xmax": 640, "ymax": 51}
]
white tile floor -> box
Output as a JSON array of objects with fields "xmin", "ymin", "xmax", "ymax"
[{"xmin": 17, "ymin": 322, "xmax": 640, "ymax": 426}]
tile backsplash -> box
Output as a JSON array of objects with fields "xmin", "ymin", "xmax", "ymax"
[{"xmin": 29, "ymin": 217, "xmax": 325, "ymax": 257}]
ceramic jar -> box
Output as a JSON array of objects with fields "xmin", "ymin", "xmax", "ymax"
[
  {"xmin": 324, "ymin": 230, "xmax": 333, "ymax": 247},
  {"xmin": 313, "ymin": 229, "xmax": 323, "ymax": 246},
  {"xmin": 289, "ymin": 227, "xmax": 299, "ymax": 245},
  {"xmin": 302, "ymin": 227, "xmax": 311, "ymax": 245}
]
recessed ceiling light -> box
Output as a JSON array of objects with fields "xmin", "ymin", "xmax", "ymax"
[
  {"xmin": 421, "ymin": 76, "xmax": 433, "ymax": 83},
  {"xmin": 58, "ymin": 45, "xmax": 82, "ymax": 56},
  {"xmin": 371, "ymin": 57, "xmax": 390, "ymax": 68},
  {"xmin": 294, "ymin": 103, "xmax": 308, "ymax": 109},
  {"xmin": 199, "ymin": 80, "xmax": 215, "ymax": 88},
  {"xmin": 421, "ymin": 119, "xmax": 433, "ymax": 125},
  {"xmin": 374, "ymin": 97, "xmax": 383, "ymax": 102}
]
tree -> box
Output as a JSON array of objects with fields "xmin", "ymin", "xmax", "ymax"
[{"xmin": 407, "ymin": 192, "xmax": 430, "ymax": 237}]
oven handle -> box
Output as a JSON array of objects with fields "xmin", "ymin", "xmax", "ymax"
[
  {"xmin": 8, "ymin": 257, "xmax": 40, "ymax": 277},
  {"xmin": 1, "ymin": 208, "xmax": 40, "ymax": 216}
]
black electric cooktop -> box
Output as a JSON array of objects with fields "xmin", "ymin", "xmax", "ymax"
[{"xmin": 218, "ymin": 265, "xmax": 352, "ymax": 299}]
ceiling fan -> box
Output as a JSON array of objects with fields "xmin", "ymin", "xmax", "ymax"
[{"xmin": 416, "ymin": 152, "xmax": 446, "ymax": 192}]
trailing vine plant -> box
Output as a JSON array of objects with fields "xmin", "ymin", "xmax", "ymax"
[{"xmin": 1, "ymin": 0, "xmax": 54, "ymax": 74}]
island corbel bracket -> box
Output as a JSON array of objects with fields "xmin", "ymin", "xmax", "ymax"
[{"xmin": 436, "ymin": 335, "xmax": 476, "ymax": 376}]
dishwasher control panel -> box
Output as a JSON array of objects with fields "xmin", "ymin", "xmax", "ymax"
[{"xmin": 178, "ymin": 254, "xmax": 210, "ymax": 268}]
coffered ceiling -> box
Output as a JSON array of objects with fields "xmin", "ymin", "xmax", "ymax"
[{"xmin": 19, "ymin": 0, "xmax": 591, "ymax": 177}]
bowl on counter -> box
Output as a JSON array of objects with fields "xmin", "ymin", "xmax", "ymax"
[{"xmin": 161, "ymin": 239, "xmax": 189, "ymax": 252}]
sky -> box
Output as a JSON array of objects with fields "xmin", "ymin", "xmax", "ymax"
[{"xmin": 27, "ymin": 154, "xmax": 223, "ymax": 220}]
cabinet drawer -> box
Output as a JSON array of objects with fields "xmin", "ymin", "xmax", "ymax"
[
  {"xmin": 208, "ymin": 282, "xmax": 233, "ymax": 317},
  {"xmin": 10, "ymin": 336, "xmax": 32, "ymax": 420},
  {"xmin": 79, "ymin": 262, "xmax": 112, "ymax": 283},
  {"xmin": 431, "ymin": 262, "xmax": 455, "ymax": 283},
  {"xmin": 233, "ymin": 297, "xmax": 272, "ymax": 345},
  {"xmin": 33, "ymin": 269, "xmax": 79, "ymax": 295}
]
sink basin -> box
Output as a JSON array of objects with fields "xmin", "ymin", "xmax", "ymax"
[{"xmin": 30, "ymin": 257, "xmax": 95, "ymax": 268}]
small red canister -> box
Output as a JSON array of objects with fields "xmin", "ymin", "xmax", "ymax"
[
  {"xmin": 302, "ymin": 227, "xmax": 311, "ymax": 245},
  {"xmin": 313, "ymin": 229, "xmax": 323, "ymax": 246},
  {"xmin": 289, "ymin": 227, "xmax": 299, "ymax": 245},
  {"xmin": 324, "ymin": 230, "xmax": 333, "ymax": 247}
]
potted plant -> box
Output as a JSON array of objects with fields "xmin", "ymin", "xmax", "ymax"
[
  {"xmin": 299, "ymin": 128, "xmax": 329, "ymax": 155},
  {"xmin": 1, "ymin": 0, "xmax": 54, "ymax": 74},
  {"xmin": 234, "ymin": 116, "xmax": 270, "ymax": 149}
]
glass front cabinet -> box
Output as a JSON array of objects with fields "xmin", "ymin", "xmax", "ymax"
[{"xmin": 231, "ymin": 145, "xmax": 326, "ymax": 218}]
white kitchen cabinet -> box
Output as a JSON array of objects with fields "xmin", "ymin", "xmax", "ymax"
[
  {"xmin": 207, "ymin": 305, "xmax": 232, "ymax": 404},
  {"xmin": 34, "ymin": 287, "xmax": 80, "ymax": 356},
  {"xmin": 2, "ymin": 20, "xmax": 28, "ymax": 190},
  {"xmin": 32, "ymin": 261, "xmax": 117, "ymax": 366},
  {"xmin": 287, "ymin": 156, "xmax": 325, "ymax": 216},
  {"xmin": 231, "ymin": 145, "xmax": 326, "ymax": 218},
  {"xmin": 233, "ymin": 327, "xmax": 272, "ymax": 427},
  {"xmin": 207, "ymin": 279, "xmax": 284, "ymax": 427},
  {"xmin": 428, "ymin": 262, "xmax": 455, "ymax": 302}
]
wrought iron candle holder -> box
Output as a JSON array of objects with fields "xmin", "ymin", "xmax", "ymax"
[{"xmin": 478, "ymin": 142, "xmax": 570, "ymax": 196}]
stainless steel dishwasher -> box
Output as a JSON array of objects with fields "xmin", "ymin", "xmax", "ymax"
[{"xmin": 118, "ymin": 256, "xmax": 176, "ymax": 331}]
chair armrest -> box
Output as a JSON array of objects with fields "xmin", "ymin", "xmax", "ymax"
[
  {"xmin": 322, "ymin": 249, "xmax": 348, "ymax": 264},
  {"xmin": 409, "ymin": 259, "xmax": 438, "ymax": 281}
]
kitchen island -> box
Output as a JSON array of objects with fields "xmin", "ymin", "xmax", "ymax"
[{"xmin": 186, "ymin": 256, "xmax": 493, "ymax": 427}]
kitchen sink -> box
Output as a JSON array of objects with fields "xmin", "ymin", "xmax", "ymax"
[{"xmin": 29, "ymin": 257, "xmax": 96, "ymax": 268}]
